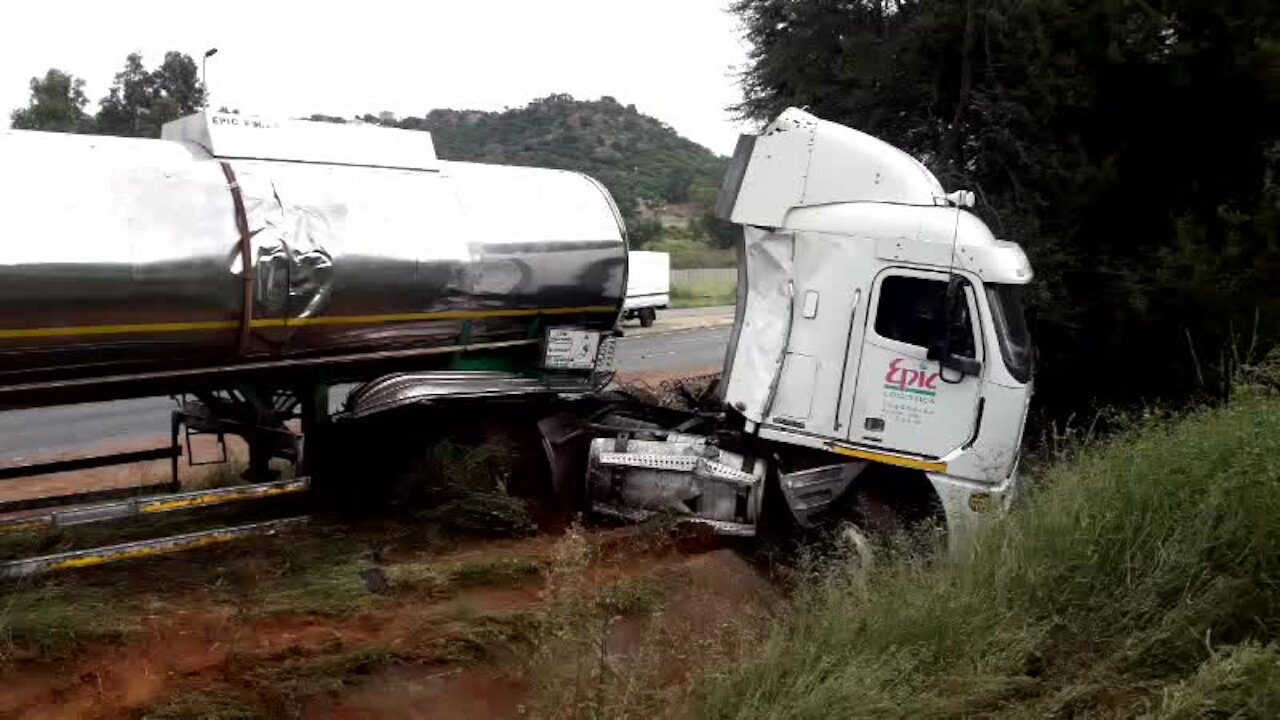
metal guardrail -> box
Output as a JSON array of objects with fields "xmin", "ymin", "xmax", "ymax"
[
  {"xmin": 0, "ymin": 445, "xmax": 182, "ymax": 482},
  {"xmin": 0, "ymin": 477, "xmax": 310, "ymax": 534},
  {"xmin": 0, "ymin": 477, "xmax": 313, "ymax": 580},
  {"xmin": 0, "ymin": 516, "xmax": 309, "ymax": 579}
]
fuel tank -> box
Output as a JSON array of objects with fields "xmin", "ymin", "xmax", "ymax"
[{"xmin": 0, "ymin": 113, "xmax": 626, "ymax": 406}]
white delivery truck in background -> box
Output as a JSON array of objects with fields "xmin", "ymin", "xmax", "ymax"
[{"xmin": 622, "ymin": 250, "xmax": 670, "ymax": 327}]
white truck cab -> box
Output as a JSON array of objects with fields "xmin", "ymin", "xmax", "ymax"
[
  {"xmin": 588, "ymin": 108, "xmax": 1034, "ymax": 549},
  {"xmin": 718, "ymin": 108, "xmax": 1034, "ymax": 540}
]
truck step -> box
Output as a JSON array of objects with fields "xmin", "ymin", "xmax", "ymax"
[
  {"xmin": 0, "ymin": 516, "xmax": 309, "ymax": 579},
  {"xmin": 0, "ymin": 477, "xmax": 310, "ymax": 534}
]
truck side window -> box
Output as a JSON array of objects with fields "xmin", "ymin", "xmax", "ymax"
[{"xmin": 874, "ymin": 276, "xmax": 976, "ymax": 358}]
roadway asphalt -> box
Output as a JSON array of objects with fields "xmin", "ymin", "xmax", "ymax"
[{"xmin": 0, "ymin": 307, "xmax": 734, "ymax": 463}]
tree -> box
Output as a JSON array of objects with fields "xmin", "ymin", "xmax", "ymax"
[
  {"xmin": 154, "ymin": 53, "xmax": 204, "ymax": 113},
  {"xmin": 95, "ymin": 52, "xmax": 206, "ymax": 137},
  {"xmin": 663, "ymin": 166, "xmax": 694, "ymax": 203},
  {"xmin": 629, "ymin": 219, "xmax": 665, "ymax": 248},
  {"xmin": 95, "ymin": 53, "xmax": 153, "ymax": 136},
  {"xmin": 9, "ymin": 69, "xmax": 89, "ymax": 132},
  {"xmin": 731, "ymin": 0, "xmax": 1280, "ymax": 418}
]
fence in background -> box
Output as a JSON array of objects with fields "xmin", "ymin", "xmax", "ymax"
[{"xmin": 671, "ymin": 268, "xmax": 736, "ymax": 288}]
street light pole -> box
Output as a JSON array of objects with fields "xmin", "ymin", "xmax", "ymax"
[{"xmin": 202, "ymin": 48, "xmax": 218, "ymax": 108}]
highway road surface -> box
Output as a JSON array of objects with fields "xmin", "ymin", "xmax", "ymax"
[{"xmin": 0, "ymin": 307, "xmax": 734, "ymax": 463}]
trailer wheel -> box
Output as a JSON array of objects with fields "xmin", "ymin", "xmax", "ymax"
[
  {"xmin": 834, "ymin": 520, "xmax": 876, "ymax": 570},
  {"xmin": 639, "ymin": 307, "xmax": 656, "ymax": 327},
  {"xmin": 822, "ymin": 468, "xmax": 947, "ymax": 557}
]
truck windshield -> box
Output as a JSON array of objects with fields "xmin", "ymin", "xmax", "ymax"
[{"xmin": 985, "ymin": 284, "xmax": 1033, "ymax": 383}]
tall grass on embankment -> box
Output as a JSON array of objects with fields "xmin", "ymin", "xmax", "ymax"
[
  {"xmin": 670, "ymin": 280, "xmax": 737, "ymax": 309},
  {"xmin": 701, "ymin": 392, "xmax": 1280, "ymax": 719}
]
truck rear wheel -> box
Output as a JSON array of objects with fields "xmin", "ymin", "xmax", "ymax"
[{"xmin": 639, "ymin": 307, "xmax": 656, "ymax": 327}]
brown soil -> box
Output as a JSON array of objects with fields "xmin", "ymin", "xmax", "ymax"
[
  {"xmin": 0, "ymin": 366, "xmax": 761, "ymax": 718},
  {"xmin": 0, "ymin": 524, "xmax": 776, "ymax": 720}
]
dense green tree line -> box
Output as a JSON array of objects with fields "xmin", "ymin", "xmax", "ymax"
[
  {"xmin": 732, "ymin": 0, "xmax": 1280, "ymax": 418},
  {"xmin": 10, "ymin": 52, "xmax": 204, "ymax": 136}
]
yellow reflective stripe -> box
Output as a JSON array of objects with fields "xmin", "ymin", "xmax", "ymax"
[
  {"xmin": 279, "ymin": 305, "xmax": 618, "ymax": 327},
  {"xmin": 831, "ymin": 445, "xmax": 947, "ymax": 473},
  {"xmin": 46, "ymin": 535, "xmax": 234, "ymax": 572},
  {"xmin": 0, "ymin": 320, "xmax": 240, "ymax": 340},
  {"xmin": 138, "ymin": 483, "xmax": 307, "ymax": 514},
  {"xmin": 0, "ymin": 520, "xmax": 51, "ymax": 534},
  {"xmin": 0, "ymin": 306, "xmax": 618, "ymax": 340}
]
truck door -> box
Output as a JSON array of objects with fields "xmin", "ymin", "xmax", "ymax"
[{"xmin": 847, "ymin": 269, "xmax": 984, "ymax": 459}]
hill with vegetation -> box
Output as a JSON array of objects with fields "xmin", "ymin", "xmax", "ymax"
[
  {"xmin": 363, "ymin": 95, "xmax": 737, "ymax": 267},
  {"xmin": 311, "ymin": 96, "xmax": 738, "ymax": 267},
  {"xmin": 382, "ymin": 95, "xmax": 726, "ymax": 222}
]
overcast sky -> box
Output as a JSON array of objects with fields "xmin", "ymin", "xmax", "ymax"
[{"xmin": 0, "ymin": 1, "xmax": 755, "ymax": 155}]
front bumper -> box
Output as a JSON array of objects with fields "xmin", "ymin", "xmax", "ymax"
[{"xmin": 926, "ymin": 470, "xmax": 1021, "ymax": 555}]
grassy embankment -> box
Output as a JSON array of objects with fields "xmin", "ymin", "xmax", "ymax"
[
  {"xmin": 669, "ymin": 281, "xmax": 736, "ymax": 309},
  {"xmin": 701, "ymin": 388, "xmax": 1280, "ymax": 718}
]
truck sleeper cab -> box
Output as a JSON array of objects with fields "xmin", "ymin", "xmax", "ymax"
[{"xmin": 588, "ymin": 109, "xmax": 1034, "ymax": 550}]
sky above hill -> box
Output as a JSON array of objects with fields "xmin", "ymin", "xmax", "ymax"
[{"xmin": 0, "ymin": 0, "xmax": 754, "ymax": 154}]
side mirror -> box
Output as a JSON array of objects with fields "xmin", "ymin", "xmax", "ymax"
[
  {"xmin": 927, "ymin": 342, "xmax": 983, "ymax": 378},
  {"xmin": 926, "ymin": 275, "xmax": 982, "ymax": 380}
]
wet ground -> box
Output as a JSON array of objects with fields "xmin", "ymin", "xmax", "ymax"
[{"xmin": 0, "ymin": 522, "xmax": 776, "ymax": 720}]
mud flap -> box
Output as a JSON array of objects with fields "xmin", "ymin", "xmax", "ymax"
[{"xmin": 586, "ymin": 435, "xmax": 765, "ymax": 536}]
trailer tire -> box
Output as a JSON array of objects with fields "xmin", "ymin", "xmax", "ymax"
[
  {"xmin": 639, "ymin": 307, "xmax": 656, "ymax": 328},
  {"xmin": 822, "ymin": 467, "xmax": 947, "ymax": 556}
]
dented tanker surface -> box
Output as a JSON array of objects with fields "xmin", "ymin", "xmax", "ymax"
[{"xmin": 0, "ymin": 113, "xmax": 626, "ymax": 406}]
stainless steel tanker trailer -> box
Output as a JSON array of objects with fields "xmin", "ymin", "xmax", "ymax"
[{"xmin": 0, "ymin": 109, "xmax": 1035, "ymax": 575}]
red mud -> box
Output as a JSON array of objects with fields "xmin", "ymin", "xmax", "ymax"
[
  {"xmin": 0, "ymin": 528, "xmax": 775, "ymax": 720},
  {"xmin": 0, "ymin": 367, "xmax": 758, "ymax": 719}
]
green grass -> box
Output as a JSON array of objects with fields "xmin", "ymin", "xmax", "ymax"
[
  {"xmin": 670, "ymin": 281, "xmax": 737, "ymax": 309},
  {"xmin": 242, "ymin": 645, "xmax": 402, "ymax": 698},
  {"xmin": 700, "ymin": 393, "xmax": 1280, "ymax": 719},
  {"xmin": 244, "ymin": 546, "xmax": 377, "ymax": 617},
  {"xmin": 642, "ymin": 236, "xmax": 736, "ymax": 269},
  {"xmin": 416, "ymin": 611, "xmax": 545, "ymax": 663},
  {"xmin": 595, "ymin": 576, "xmax": 665, "ymax": 616},
  {"xmin": 449, "ymin": 558, "xmax": 542, "ymax": 588},
  {"xmin": 1158, "ymin": 643, "xmax": 1280, "ymax": 719},
  {"xmin": 0, "ymin": 581, "xmax": 141, "ymax": 663},
  {"xmin": 144, "ymin": 690, "xmax": 262, "ymax": 720}
]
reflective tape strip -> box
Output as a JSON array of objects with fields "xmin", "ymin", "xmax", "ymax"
[
  {"xmin": 0, "ymin": 306, "xmax": 619, "ymax": 340},
  {"xmin": 830, "ymin": 445, "xmax": 947, "ymax": 473}
]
